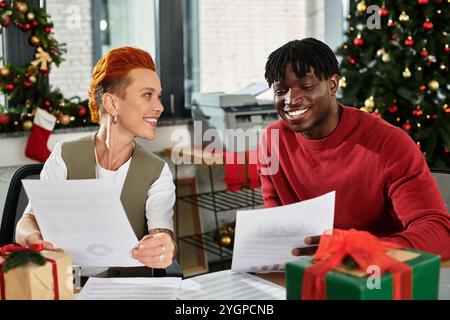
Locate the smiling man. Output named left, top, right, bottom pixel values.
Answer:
left=258, top=38, right=450, bottom=260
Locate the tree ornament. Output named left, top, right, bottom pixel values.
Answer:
left=364, top=96, right=375, bottom=111
left=423, top=19, right=433, bottom=30
left=353, top=34, right=364, bottom=47
left=0, top=1, right=7, bottom=9
left=404, top=36, right=415, bottom=47
left=402, top=122, right=412, bottom=131
left=44, top=26, right=52, bottom=34
left=399, top=11, right=410, bottom=22
left=420, top=48, right=429, bottom=57
left=402, top=67, right=412, bottom=78
left=78, top=106, right=87, bottom=117
left=31, top=47, right=53, bottom=71
left=444, top=147, right=449, bottom=154
left=219, top=235, right=232, bottom=247
left=23, top=80, right=33, bottom=89
left=22, top=120, right=33, bottom=131
left=21, top=23, right=31, bottom=32
left=412, top=107, right=423, bottom=116
left=27, top=12, right=35, bottom=20
left=346, top=56, right=356, bottom=64
left=2, top=16, right=11, bottom=27
left=5, top=83, right=14, bottom=91
left=16, top=2, right=28, bottom=13
left=0, top=113, right=10, bottom=125
left=419, top=85, right=426, bottom=91
left=0, top=67, right=10, bottom=77
left=427, top=80, right=439, bottom=91
left=418, top=0, right=429, bottom=4
left=356, top=1, right=367, bottom=13
left=389, top=104, right=398, bottom=113
left=31, top=20, right=38, bottom=27
left=376, top=48, right=385, bottom=56
left=60, top=114, right=71, bottom=126
left=445, top=44, right=449, bottom=53
left=382, top=53, right=390, bottom=62
left=29, top=36, right=40, bottom=46
left=29, top=75, right=37, bottom=83
left=387, top=19, right=395, bottom=27
left=379, top=7, right=389, bottom=17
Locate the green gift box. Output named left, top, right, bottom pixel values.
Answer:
left=286, top=249, right=440, bottom=300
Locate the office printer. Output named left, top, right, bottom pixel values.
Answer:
left=191, top=83, right=279, bottom=152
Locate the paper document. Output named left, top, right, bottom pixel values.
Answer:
left=231, top=191, right=335, bottom=272
left=22, top=179, right=143, bottom=267
left=77, top=277, right=182, bottom=300
left=178, top=270, right=284, bottom=300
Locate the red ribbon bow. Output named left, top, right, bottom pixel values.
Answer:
left=0, top=243, right=44, bottom=256
left=301, top=229, right=412, bottom=300
left=0, top=243, right=59, bottom=300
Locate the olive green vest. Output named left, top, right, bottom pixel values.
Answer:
left=60, top=133, right=165, bottom=240
left=61, top=133, right=165, bottom=278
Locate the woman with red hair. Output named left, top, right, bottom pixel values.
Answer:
left=15, top=47, right=177, bottom=276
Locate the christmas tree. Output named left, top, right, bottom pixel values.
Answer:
left=336, top=0, right=449, bottom=168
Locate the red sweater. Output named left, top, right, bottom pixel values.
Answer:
left=258, top=105, right=450, bottom=260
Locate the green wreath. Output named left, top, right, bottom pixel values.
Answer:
left=0, top=0, right=95, bottom=132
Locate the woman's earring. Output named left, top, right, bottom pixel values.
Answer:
left=112, top=115, right=118, bottom=125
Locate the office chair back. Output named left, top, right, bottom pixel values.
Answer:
left=0, top=164, right=43, bottom=246
left=431, top=168, right=450, bottom=211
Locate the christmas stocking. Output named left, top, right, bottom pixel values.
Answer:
left=25, top=108, right=57, bottom=163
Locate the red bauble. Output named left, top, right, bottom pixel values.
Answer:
left=391, top=34, right=398, bottom=41
left=22, top=23, right=31, bottom=32
left=44, top=100, right=52, bottom=108
left=0, top=1, right=7, bottom=8
left=402, top=123, right=412, bottom=131
left=2, top=17, right=11, bottom=27
left=346, top=56, right=356, bottom=64
left=44, top=26, right=52, bottom=34
left=404, top=38, right=415, bottom=47
left=444, top=147, right=450, bottom=154
left=78, top=106, right=87, bottom=117
left=379, top=7, right=389, bottom=16
left=444, top=107, right=450, bottom=114
left=418, top=0, right=429, bottom=4
left=387, top=20, right=395, bottom=27
left=5, top=84, right=14, bottom=91
left=423, top=20, right=433, bottom=30
left=389, top=104, right=398, bottom=113
left=353, top=37, right=365, bottom=47
left=445, top=45, right=450, bottom=53
left=0, top=113, right=10, bottom=125
left=23, top=80, right=33, bottom=89
left=420, top=49, right=429, bottom=57
left=432, top=114, right=438, bottom=119
left=419, top=85, right=426, bottom=91
left=31, top=20, right=38, bottom=27
left=412, top=108, right=423, bottom=116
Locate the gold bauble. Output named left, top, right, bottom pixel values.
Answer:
left=356, top=1, right=367, bottom=13
left=382, top=53, right=390, bottom=62
left=30, top=36, right=40, bottom=46
left=22, top=120, right=33, bottom=131
left=399, top=11, right=410, bottom=22
left=427, top=80, right=439, bottom=91
left=402, top=67, right=412, bottom=78
left=29, top=75, right=37, bottom=83
left=16, top=2, right=28, bottom=13
left=219, top=235, right=232, bottom=247
left=364, top=96, right=375, bottom=110
left=60, top=114, right=71, bottom=126
left=27, top=12, right=35, bottom=20
left=339, top=77, right=347, bottom=89
left=0, top=67, right=10, bottom=77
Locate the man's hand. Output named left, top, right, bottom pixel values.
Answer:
left=132, top=233, right=175, bottom=269
left=291, top=235, right=321, bottom=256
left=25, top=232, right=65, bottom=253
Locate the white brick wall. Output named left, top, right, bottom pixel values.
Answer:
left=47, top=0, right=93, bottom=100
left=199, top=0, right=321, bottom=93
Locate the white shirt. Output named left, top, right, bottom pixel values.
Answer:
left=25, top=142, right=175, bottom=232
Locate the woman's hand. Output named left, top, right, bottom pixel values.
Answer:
left=132, top=232, right=175, bottom=269
left=24, top=232, right=65, bottom=253
left=291, top=235, right=321, bottom=256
